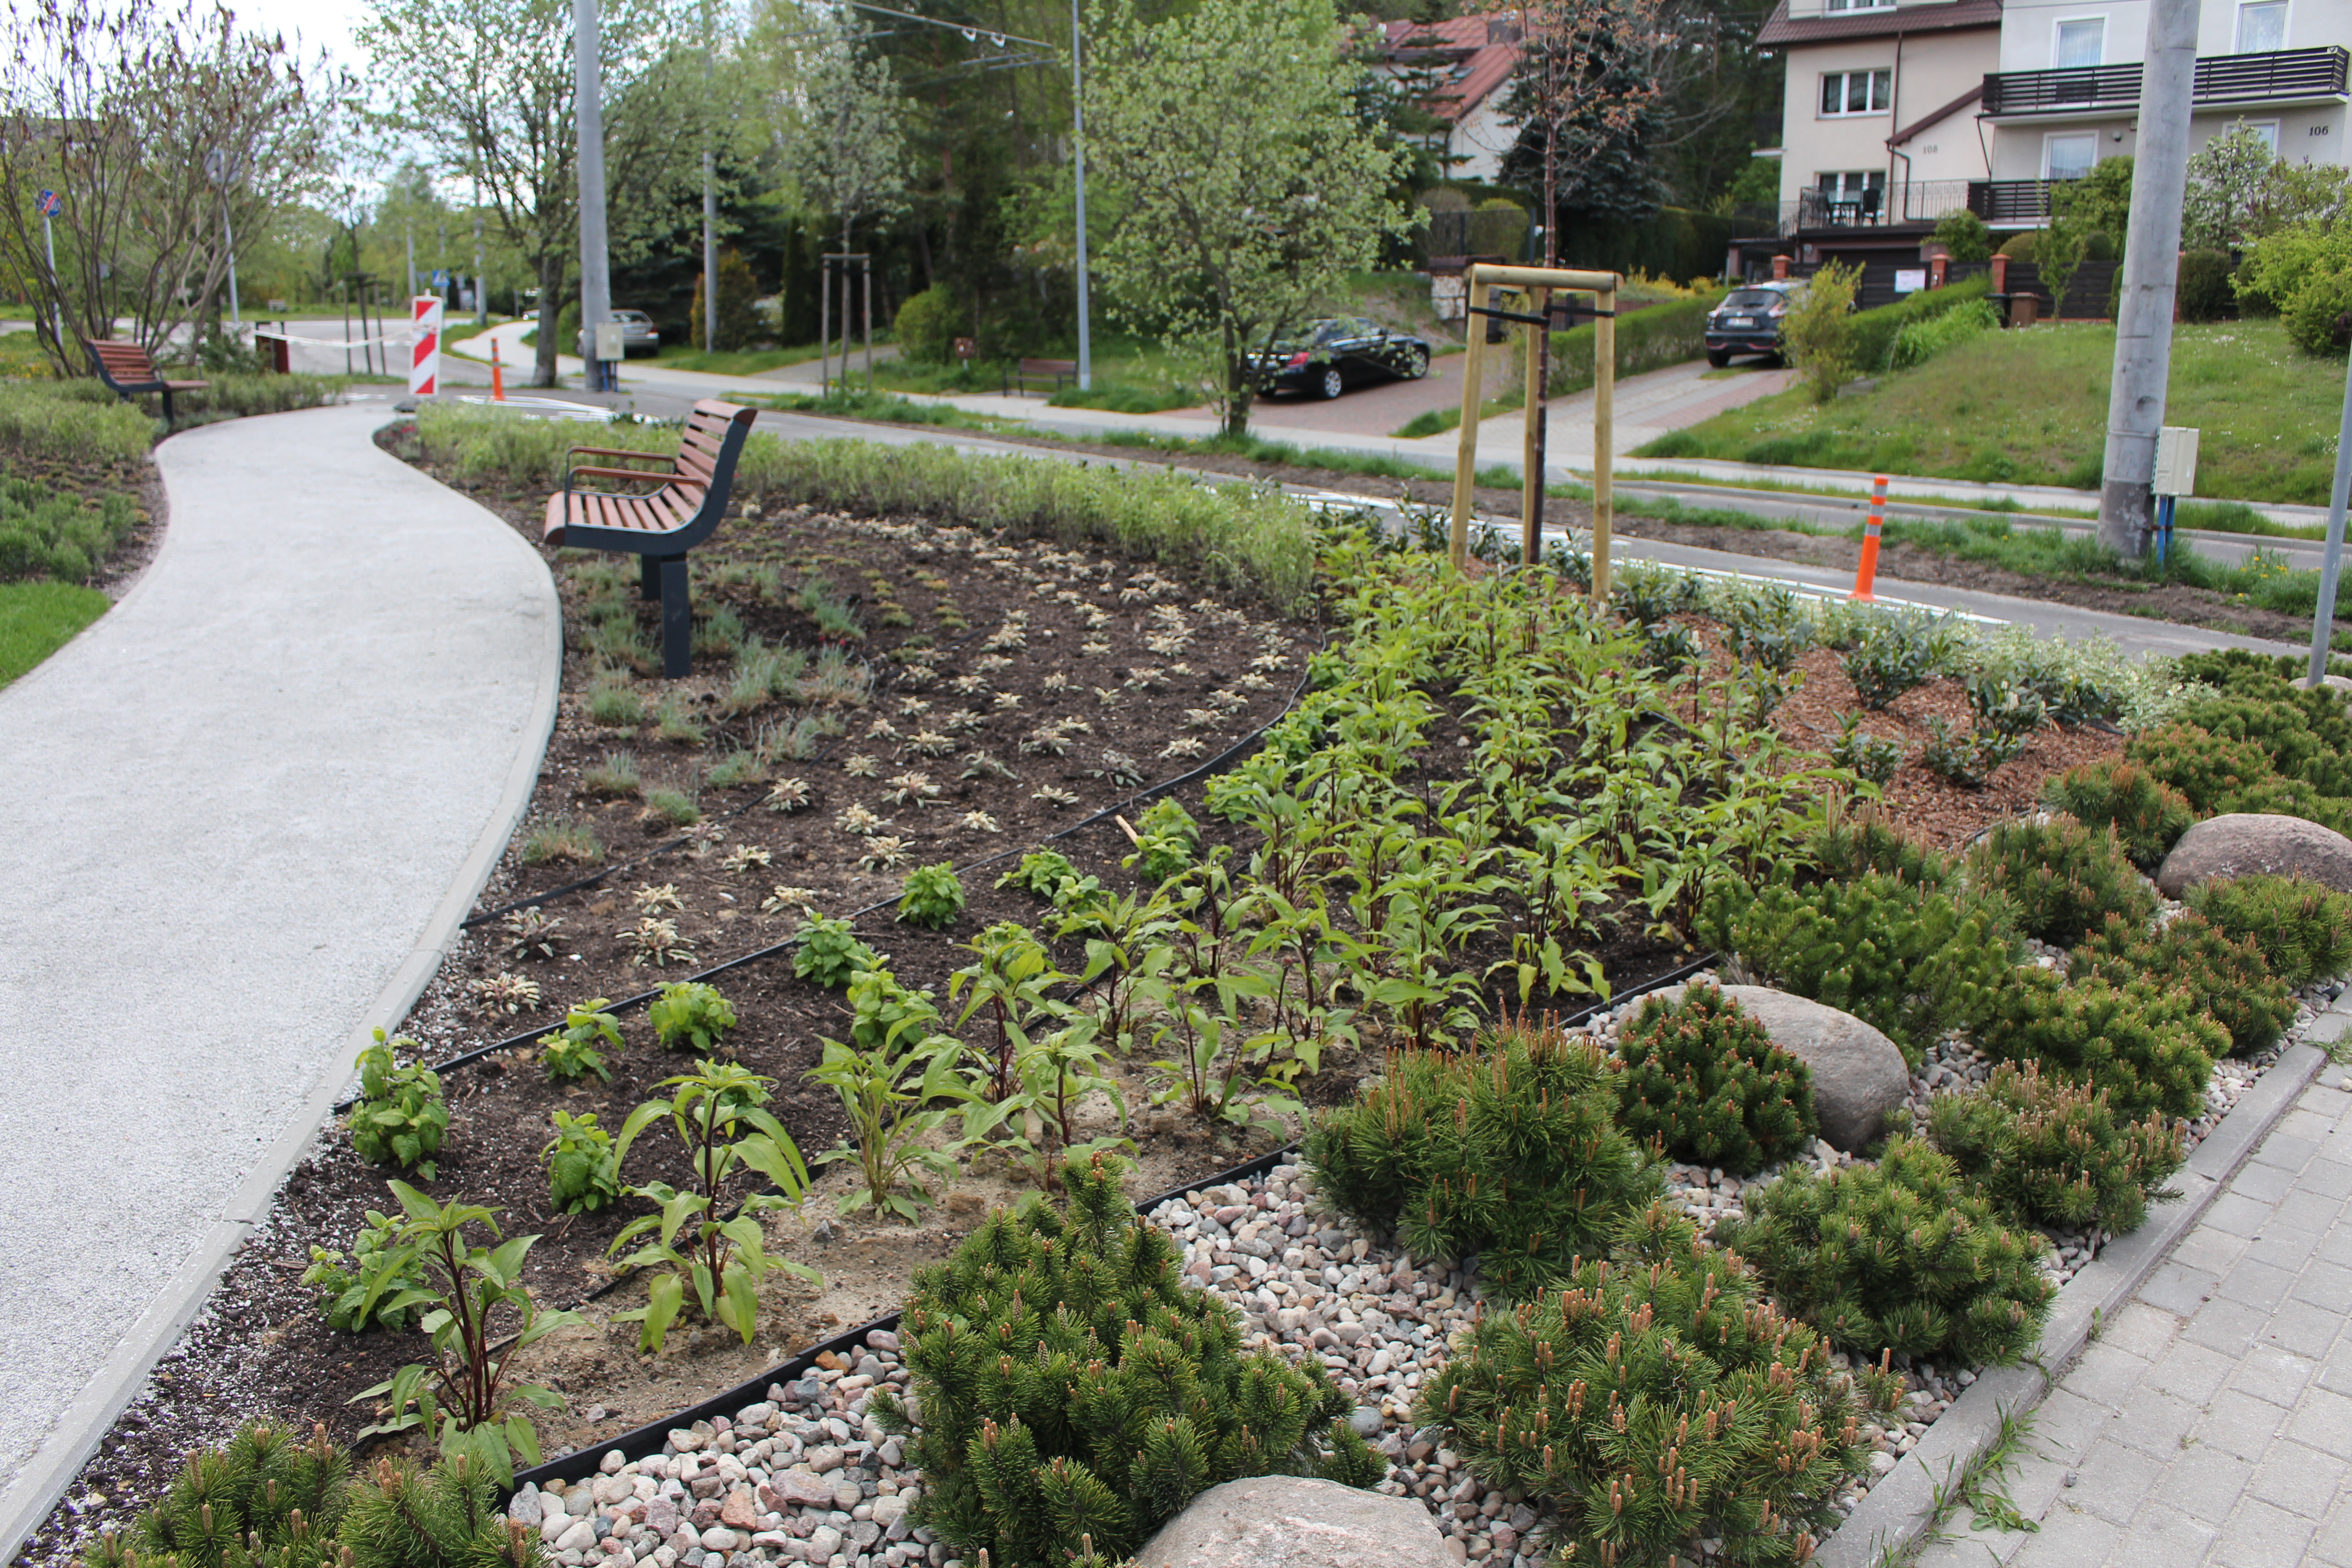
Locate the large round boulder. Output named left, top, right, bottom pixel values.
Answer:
left=1642, top=982, right=1909, bottom=1152
left=1132, top=1477, right=1454, bottom=1568
left=2155, top=812, right=2352, bottom=899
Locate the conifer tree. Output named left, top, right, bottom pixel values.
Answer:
left=1615, top=984, right=1816, bottom=1175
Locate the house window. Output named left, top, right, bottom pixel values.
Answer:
left=2054, top=18, right=2106, bottom=69
left=2242, top=119, right=2282, bottom=152
left=1818, top=170, right=1887, bottom=209
left=1819, top=70, right=1892, bottom=117
left=2044, top=133, right=2098, bottom=179
left=2236, top=0, right=2287, bottom=53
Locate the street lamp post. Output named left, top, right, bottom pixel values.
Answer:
left=1069, top=0, right=1091, bottom=391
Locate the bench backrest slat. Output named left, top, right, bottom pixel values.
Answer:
left=88, top=340, right=164, bottom=387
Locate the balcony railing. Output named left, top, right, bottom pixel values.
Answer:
left=1773, top=181, right=1978, bottom=236
left=1982, top=45, right=2348, bottom=116
left=1967, top=180, right=2054, bottom=224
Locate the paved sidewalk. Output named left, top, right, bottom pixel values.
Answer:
left=0, top=406, right=560, bottom=1556
left=1918, top=1058, right=2352, bottom=1568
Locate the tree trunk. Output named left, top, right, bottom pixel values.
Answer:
left=532, top=251, right=566, bottom=387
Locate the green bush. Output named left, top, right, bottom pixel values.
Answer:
left=301, top=1210, right=426, bottom=1333
left=1701, top=872, right=2016, bottom=1063
left=2185, top=873, right=2352, bottom=987
left=1929, top=1060, right=2186, bottom=1234
left=1886, top=298, right=1999, bottom=372
left=794, top=913, right=881, bottom=989
left=2177, top=249, right=2237, bottom=323
left=0, top=476, right=139, bottom=583
left=2038, top=760, right=2195, bottom=869
left=2123, top=721, right=2278, bottom=813
left=648, top=980, right=737, bottom=1050
left=1615, top=983, right=1817, bottom=1175
left=0, top=378, right=152, bottom=463
left=1965, top=814, right=2156, bottom=947
left=1123, top=797, right=1200, bottom=883
left=1976, top=968, right=2224, bottom=1121
left=1716, top=1138, right=2054, bottom=1366
left=1784, top=261, right=1861, bottom=402
left=345, top=1029, right=450, bottom=1179
left=1997, top=230, right=2042, bottom=261
left=1847, top=273, right=1995, bottom=372
left=2237, top=220, right=2352, bottom=356
left=1930, top=209, right=1994, bottom=264
left=1305, top=1017, right=1661, bottom=1296
left=542, top=1109, right=624, bottom=1214
left=1421, top=1204, right=1869, bottom=1568
left=1808, top=806, right=1955, bottom=888
left=894, top=285, right=960, bottom=366
left=999, top=848, right=1079, bottom=897
left=897, top=861, right=966, bottom=928
left=2074, top=910, right=2296, bottom=1055
left=887, top=1153, right=1376, bottom=1568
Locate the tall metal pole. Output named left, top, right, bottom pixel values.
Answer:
left=702, top=0, right=720, bottom=356
left=405, top=221, right=416, bottom=301
left=41, top=210, right=60, bottom=348
left=575, top=0, right=614, bottom=392
left=223, top=202, right=240, bottom=325
left=473, top=198, right=487, bottom=326
left=1070, top=0, right=1091, bottom=391
left=2097, top=0, right=2200, bottom=555
left=2307, top=353, right=2352, bottom=685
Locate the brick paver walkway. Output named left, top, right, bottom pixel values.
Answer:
left=1918, top=1065, right=2352, bottom=1567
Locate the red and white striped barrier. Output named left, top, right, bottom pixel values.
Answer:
left=408, top=295, right=444, bottom=397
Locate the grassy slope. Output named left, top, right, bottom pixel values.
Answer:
left=0, top=581, right=108, bottom=686
left=1639, top=317, right=2344, bottom=505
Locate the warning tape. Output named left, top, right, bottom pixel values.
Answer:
left=250, top=326, right=421, bottom=348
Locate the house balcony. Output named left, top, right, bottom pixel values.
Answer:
left=1980, top=44, right=2348, bottom=118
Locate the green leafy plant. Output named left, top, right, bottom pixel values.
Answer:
left=1842, top=619, right=1941, bottom=710
left=1784, top=258, right=1861, bottom=402
left=884, top=1152, right=1376, bottom=1568
left=1306, top=1015, right=1661, bottom=1297
left=1929, top=1061, right=2186, bottom=1235
left=536, top=997, right=623, bottom=1082
left=345, top=1030, right=450, bottom=1180
left=794, top=913, right=880, bottom=990
left=648, top=980, right=737, bottom=1052
left=2038, top=760, right=2196, bottom=870
left=806, top=969, right=971, bottom=1221
left=541, top=1110, right=623, bottom=1215
left=1123, top=798, right=1201, bottom=883
left=1615, top=983, right=1818, bottom=1175
left=608, top=1059, right=820, bottom=1352
left=952, top=920, right=1066, bottom=1105
left=349, top=1182, right=583, bottom=1486
left=1421, top=1204, right=1872, bottom=1568
left=1829, top=713, right=1901, bottom=788
left=998, top=848, right=1079, bottom=897
left=1976, top=968, right=2225, bottom=1121
left=1919, top=716, right=2027, bottom=789
left=2185, top=873, right=2352, bottom=988
left=2073, top=910, right=2296, bottom=1055
left=1716, top=1139, right=2054, bottom=1367
left=302, top=1211, right=426, bottom=1334
left=897, top=861, right=967, bottom=928
left=1965, top=814, right=2156, bottom=948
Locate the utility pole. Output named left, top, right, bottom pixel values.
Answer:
left=2307, top=353, right=2352, bottom=684
left=1070, top=0, right=1092, bottom=391
left=405, top=220, right=416, bottom=300
left=2097, top=0, right=2200, bottom=555
left=575, top=0, right=614, bottom=392
left=473, top=195, right=487, bottom=326
left=702, top=0, right=719, bottom=355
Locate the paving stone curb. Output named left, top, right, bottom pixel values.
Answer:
left=1816, top=1029, right=2337, bottom=1568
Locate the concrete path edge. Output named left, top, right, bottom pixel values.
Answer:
left=0, top=414, right=565, bottom=1567
left=1816, top=1033, right=2335, bottom=1568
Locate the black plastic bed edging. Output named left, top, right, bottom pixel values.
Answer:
left=504, top=947, right=1723, bottom=1494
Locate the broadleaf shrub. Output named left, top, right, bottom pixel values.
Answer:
left=1615, top=983, right=1817, bottom=1175
left=1965, top=814, right=2155, bottom=947
left=1976, top=968, right=2224, bottom=1121
left=2038, top=760, right=2195, bottom=870
left=1306, top=1016, right=1661, bottom=1296
left=2184, top=873, right=2352, bottom=988
left=1716, top=1138, right=2054, bottom=1366
left=1928, top=1061, right=2186, bottom=1234
left=886, top=1153, right=1372, bottom=1567
left=2073, top=910, right=2295, bottom=1055
left=345, top=1030, right=450, bottom=1179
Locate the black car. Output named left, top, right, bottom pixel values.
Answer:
left=1252, top=317, right=1432, bottom=398
left=1704, top=283, right=1799, bottom=368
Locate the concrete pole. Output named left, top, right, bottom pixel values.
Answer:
left=2097, top=0, right=2200, bottom=556
left=405, top=221, right=416, bottom=301
left=1070, top=0, right=1092, bottom=391
left=702, top=0, right=719, bottom=356
left=2306, top=352, right=2352, bottom=685
left=473, top=203, right=486, bottom=326
left=575, top=0, right=613, bottom=392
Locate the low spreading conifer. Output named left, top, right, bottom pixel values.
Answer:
left=1929, top=1060, right=2186, bottom=1234
left=1615, top=984, right=1816, bottom=1175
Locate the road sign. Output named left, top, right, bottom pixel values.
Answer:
left=36, top=190, right=61, bottom=217
left=431, top=268, right=450, bottom=289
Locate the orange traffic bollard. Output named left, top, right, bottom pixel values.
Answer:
left=1852, top=473, right=1887, bottom=602
left=490, top=336, right=506, bottom=402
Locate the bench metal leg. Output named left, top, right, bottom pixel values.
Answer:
left=658, top=554, right=691, bottom=679
left=639, top=552, right=662, bottom=602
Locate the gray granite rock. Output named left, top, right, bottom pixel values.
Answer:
left=2156, top=812, right=2352, bottom=898
left=1132, top=1477, right=1453, bottom=1568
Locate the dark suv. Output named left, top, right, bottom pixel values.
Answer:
left=1704, top=283, right=1799, bottom=368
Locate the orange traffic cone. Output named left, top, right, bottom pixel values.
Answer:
left=490, top=336, right=506, bottom=403
left=1852, top=474, right=1886, bottom=602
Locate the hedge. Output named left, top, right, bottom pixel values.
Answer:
left=1553, top=206, right=1751, bottom=285
left=1851, top=274, right=1994, bottom=372
left=1546, top=296, right=1720, bottom=397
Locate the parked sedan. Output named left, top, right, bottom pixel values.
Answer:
left=1252, top=317, right=1432, bottom=399
left=611, top=309, right=662, bottom=356
left=1704, top=284, right=1798, bottom=367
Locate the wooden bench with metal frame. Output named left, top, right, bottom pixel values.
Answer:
left=85, top=340, right=208, bottom=426
left=1001, top=356, right=1078, bottom=397
left=541, top=398, right=759, bottom=678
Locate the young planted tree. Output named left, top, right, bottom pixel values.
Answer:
left=769, top=8, right=908, bottom=355
left=1084, top=0, right=1414, bottom=436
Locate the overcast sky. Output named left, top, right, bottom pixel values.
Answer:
left=235, top=0, right=370, bottom=74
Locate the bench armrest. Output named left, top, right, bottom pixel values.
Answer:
left=565, top=465, right=709, bottom=489
left=564, top=444, right=672, bottom=464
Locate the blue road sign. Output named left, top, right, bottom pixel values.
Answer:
left=36, top=190, right=61, bottom=217
left=431, top=269, right=450, bottom=289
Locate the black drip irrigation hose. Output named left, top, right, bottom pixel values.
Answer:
left=505, top=948, right=1723, bottom=1493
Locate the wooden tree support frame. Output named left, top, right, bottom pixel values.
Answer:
left=1446, top=263, right=1622, bottom=598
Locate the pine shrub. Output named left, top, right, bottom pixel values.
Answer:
left=2122, top=722, right=2276, bottom=813
left=1975, top=968, right=2223, bottom=1121
left=2186, top=874, right=2352, bottom=988
left=885, top=1153, right=1375, bottom=1568
left=2038, top=760, right=2195, bottom=870
left=1715, top=1139, right=2054, bottom=1367
left=338, top=1455, right=542, bottom=1568
left=1304, top=1016, right=1662, bottom=1297
left=1701, top=872, right=2015, bottom=1064
left=1616, top=984, right=1817, bottom=1175
left=2073, top=911, right=2296, bottom=1055
left=1807, top=805, right=1954, bottom=888
left=1928, top=1061, right=2186, bottom=1235
left=1965, top=814, right=2155, bottom=947
left=1421, top=1204, right=1869, bottom=1568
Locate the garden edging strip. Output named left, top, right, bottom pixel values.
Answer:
left=1813, top=1027, right=2337, bottom=1568
left=0, top=414, right=566, bottom=1568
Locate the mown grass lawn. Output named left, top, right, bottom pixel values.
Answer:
left=0, top=580, right=108, bottom=687
left=1639, top=317, right=2345, bottom=505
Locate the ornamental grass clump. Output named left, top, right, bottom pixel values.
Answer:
left=1715, top=1139, right=2054, bottom=1367
left=2073, top=911, right=2295, bottom=1056
left=884, top=1153, right=1380, bottom=1568
left=1305, top=1015, right=1662, bottom=1297
left=1421, top=1205, right=1876, bottom=1568
left=1964, top=814, right=2155, bottom=948
left=1976, top=967, right=2225, bottom=1122
left=1615, top=984, right=1816, bottom=1176
left=2038, top=760, right=2195, bottom=870
left=2185, top=873, right=2352, bottom=989
left=1928, top=1061, right=2186, bottom=1235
